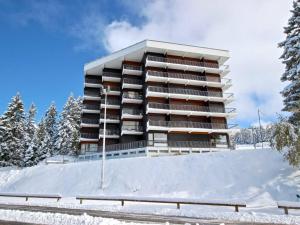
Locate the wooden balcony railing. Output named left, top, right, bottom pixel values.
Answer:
left=147, top=55, right=219, bottom=69
left=81, top=133, right=98, bottom=139
left=148, top=120, right=237, bottom=129
left=122, top=92, right=143, bottom=100
left=123, top=64, right=142, bottom=71
left=102, top=71, right=121, bottom=78
left=83, top=104, right=100, bottom=110
left=84, top=91, right=100, bottom=97
left=148, top=102, right=236, bottom=114
left=100, top=114, right=120, bottom=120
left=85, top=78, right=101, bottom=84
left=148, top=86, right=227, bottom=98
left=99, top=129, right=119, bottom=136
left=123, top=78, right=142, bottom=85
left=81, top=118, right=99, bottom=124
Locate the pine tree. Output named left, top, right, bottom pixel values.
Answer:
left=42, top=103, right=58, bottom=156
left=0, top=93, right=27, bottom=167
left=56, top=94, right=82, bottom=156
left=279, top=0, right=300, bottom=126
left=24, top=103, right=37, bottom=167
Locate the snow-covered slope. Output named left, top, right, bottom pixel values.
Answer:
left=0, top=148, right=299, bottom=207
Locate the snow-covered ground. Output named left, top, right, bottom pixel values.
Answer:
left=0, top=147, right=299, bottom=224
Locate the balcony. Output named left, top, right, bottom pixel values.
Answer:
left=104, top=86, right=121, bottom=96
left=83, top=91, right=101, bottom=101
left=145, top=56, right=230, bottom=76
left=147, top=120, right=237, bottom=133
left=122, top=78, right=143, bottom=89
left=145, top=71, right=232, bottom=90
left=99, top=129, right=120, bottom=139
left=82, top=104, right=100, bottom=114
left=121, top=108, right=143, bottom=119
left=122, top=64, right=143, bottom=76
left=81, top=118, right=99, bottom=128
left=121, top=125, right=143, bottom=135
left=100, top=114, right=120, bottom=124
left=146, top=86, right=234, bottom=103
left=80, top=132, right=99, bottom=141
left=147, top=103, right=237, bottom=118
left=84, top=78, right=101, bottom=88
left=100, top=99, right=120, bottom=109
left=102, top=71, right=121, bottom=83
left=122, top=92, right=143, bottom=104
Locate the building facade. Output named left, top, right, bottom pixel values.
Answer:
left=80, top=40, right=237, bottom=157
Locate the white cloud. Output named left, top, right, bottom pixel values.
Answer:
left=102, top=0, right=292, bottom=125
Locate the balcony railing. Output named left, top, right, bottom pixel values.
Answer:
left=123, top=64, right=142, bottom=71
left=81, top=118, right=99, bottom=124
left=95, top=139, right=227, bottom=152
left=147, top=71, right=207, bottom=81
left=81, top=133, right=98, bottom=139
left=104, top=86, right=120, bottom=92
left=147, top=55, right=219, bottom=69
left=85, top=78, right=101, bottom=84
left=147, top=71, right=232, bottom=87
left=148, top=120, right=237, bottom=129
left=83, top=104, right=100, bottom=110
left=100, top=114, right=120, bottom=120
left=148, top=86, right=226, bottom=98
left=123, top=78, right=142, bottom=85
left=102, top=71, right=121, bottom=78
left=122, top=92, right=143, bottom=100
left=84, top=91, right=100, bottom=97
left=122, top=125, right=143, bottom=132
left=148, top=102, right=236, bottom=114
left=101, top=99, right=120, bottom=105
left=99, top=129, right=119, bottom=136
left=122, top=108, right=143, bottom=115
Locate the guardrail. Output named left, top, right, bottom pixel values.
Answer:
left=75, top=196, right=246, bottom=212
left=102, top=71, right=121, bottom=78
left=123, top=78, right=142, bottom=85
left=0, top=193, right=61, bottom=202
left=277, top=201, right=300, bottom=215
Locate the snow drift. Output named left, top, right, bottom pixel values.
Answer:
left=0, top=148, right=299, bottom=207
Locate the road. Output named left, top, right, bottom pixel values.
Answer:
left=0, top=203, right=291, bottom=225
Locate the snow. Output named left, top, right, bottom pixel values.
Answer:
left=0, top=209, right=159, bottom=225
left=0, top=148, right=300, bottom=224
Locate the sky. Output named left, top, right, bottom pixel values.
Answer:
left=0, top=0, right=293, bottom=127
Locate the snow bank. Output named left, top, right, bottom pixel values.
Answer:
left=0, top=209, right=159, bottom=225
left=0, top=149, right=299, bottom=208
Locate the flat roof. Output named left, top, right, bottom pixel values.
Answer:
left=84, top=40, right=230, bottom=75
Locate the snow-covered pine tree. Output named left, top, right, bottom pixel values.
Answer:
left=56, top=94, right=82, bottom=156
left=0, top=93, right=27, bottom=167
left=0, top=116, right=11, bottom=167
left=42, top=103, right=58, bottom=156
left=279, top=0, right=300, bottom=126
left=24, top=103, right=37, bottom=167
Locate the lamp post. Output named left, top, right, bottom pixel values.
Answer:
left=101, top=85, right=110, bottom=190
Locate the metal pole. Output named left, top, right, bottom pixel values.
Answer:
left=101, top=89, right=107, bottom=189
left=257, top=108, right=263, bottom=149
left=251, top=127, right=256, bottom=149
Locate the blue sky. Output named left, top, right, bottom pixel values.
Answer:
left=0, top=0, right=292, bottom=127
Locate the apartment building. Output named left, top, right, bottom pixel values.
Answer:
left=80, top=40, right=237, bottom=157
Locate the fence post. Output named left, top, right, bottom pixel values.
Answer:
left=177, top=203, right=180, bottom=209
left=235, top=205, right=239, bottom=212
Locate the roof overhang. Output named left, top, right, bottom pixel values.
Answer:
left=84, top=40, right=230, bottom=76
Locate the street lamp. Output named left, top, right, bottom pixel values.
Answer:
left=101, top=85, right=110, bottom=190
